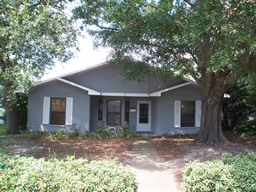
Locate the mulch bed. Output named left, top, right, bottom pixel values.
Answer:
left=153, top=131, right=256, bottom=191
left=2, top=131, right=256, bottom=191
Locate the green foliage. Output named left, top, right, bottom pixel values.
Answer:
left=67, top=124, right=80, bottom=139
left=222, top=80, right=253, bottom=130
left=16, top=94, right=28, bottom=130
left=22, top=131, right=46, bottom=140
left=74, top=0, right=255, bottom=79
left=0, top=155, right=138, bottom=191
left=234, top=120, right=256, bottom=137
left=161, top=133, right=169, bottom=138
left=248, top=73, right=256, bottom=111
left=57, top=129, right=66, bottom=136
left=118, top=128, right=137, bottom=138
left=1, top=0, right=78, bottom=133
left=95, top=128, right=115, bottom=138
left=183, top=153, right=256, bottom=192
left=0, top=124, right=6, bottom=135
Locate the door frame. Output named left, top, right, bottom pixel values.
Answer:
left=136, top=101, right=151, bottom=132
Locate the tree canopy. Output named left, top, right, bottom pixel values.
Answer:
left=73, top=0, right=255, bottom=145
left=1, top=0, right=79, bottom=134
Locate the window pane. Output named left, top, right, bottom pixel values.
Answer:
left=51, top=112, right=65, bottom=125
left=51, top=98, right=66, bottom=125
left=107, top=101, right=121, bottom=125
left=125, top=100, right=129, bottom=123
left=51, top=98, right=66, bottom=111
left=98, top=99, right=103, bottom=121
left=181, top=101, right=195, bottom=127
left=139, top=104, right=148, bottom=124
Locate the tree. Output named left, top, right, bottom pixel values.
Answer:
left=1, top=0, right=78, bottom=134
left=222, top=80, right=252, bottom=130
left=73, top=0, right=255, bottom=145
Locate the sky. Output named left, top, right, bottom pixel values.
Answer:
left=42, top=35, right=111, bottom=80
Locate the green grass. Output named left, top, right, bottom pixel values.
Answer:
left=0, top=124, right=6, bottom=135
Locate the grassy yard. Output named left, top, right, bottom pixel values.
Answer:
left=0, top=124, right=6, bottom=134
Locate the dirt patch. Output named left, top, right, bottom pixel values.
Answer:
left=154, top=131, right=256, bottom=191
left=1, top=136, right=137, bottom=165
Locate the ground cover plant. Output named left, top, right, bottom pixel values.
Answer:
left=0, top=154, right=137, bottom=191
left=183, top=153, right=256, bottom=192
left=154, top=132, right=256, bottom=191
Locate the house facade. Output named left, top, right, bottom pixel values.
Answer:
left=28, top=62, right=201, bottom=135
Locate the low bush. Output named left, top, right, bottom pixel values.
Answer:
left=22, top=131, right=47, bottom=140
left=95, top=128, right=114, bottom=138
left=0, top=155, right=138, bottom=191
left=118, top=128, right=137, bottom=138
left=0, top=124, right=6, bottom=135
left=234, top=120, right=256, bottom=137
left=183, top=152, right=256, bottom=192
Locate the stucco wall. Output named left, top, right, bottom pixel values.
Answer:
left=154, top=84, right=201, bottom=135
left=28, top=80, right=90, bottom=133
left=64, top=64, right=186, bottom=93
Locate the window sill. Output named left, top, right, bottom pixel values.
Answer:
left=49, top=124, right=66, bottom=127
left=175, top=126, right=199, bottom=129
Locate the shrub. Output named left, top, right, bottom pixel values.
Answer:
left=22, top=131, right=46, bottom=140
left=95, top=128, right=114, bottom=138
left=183, top=152, right=256, bottom=192
left=234, top=120, right=256, bottom=137
left=118, top=128, right=137, bottom=138
left=0, top=155, right=138, bottom=191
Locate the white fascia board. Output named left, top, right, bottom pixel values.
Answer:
left=57, top=78, right=100, bottom=95
left=101, top=92, right=151, bottom=97
left=150, top=82, right=193, bottom=96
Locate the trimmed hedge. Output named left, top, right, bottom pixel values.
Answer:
left=0, top=155, right=137, bottom=191
left=183, top=152, right=256, bottom=192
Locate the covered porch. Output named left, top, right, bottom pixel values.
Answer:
left=90, top=96, right=156, bottom=134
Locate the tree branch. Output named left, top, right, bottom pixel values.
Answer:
left=176, top=55, right=201, bottom=86
left=96, top=24, right=119, bottom=31
left=146, top=3, right=167, bottom=14
left=183, top=0, right=194, bottom=7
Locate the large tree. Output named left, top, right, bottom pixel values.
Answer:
left=1, top=0, right=78, bottom=134
left=73, top=0, right=255, bottom=145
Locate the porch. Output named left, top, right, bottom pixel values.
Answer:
left=89, top=96, right=155, bottom=134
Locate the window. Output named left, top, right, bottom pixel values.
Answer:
left=107, top=100, right=121, bottom=125
left=50, top=98, right=66, bottom=125
left=125, top=100, right=129, bottom=123
left=181, top=101, right=195, bottom=127
left=98, top=99, right=103, bottom=121
left=139, top=103, right=149, bottom=123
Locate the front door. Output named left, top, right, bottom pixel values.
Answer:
left=137, top=101, right=151, bottom=132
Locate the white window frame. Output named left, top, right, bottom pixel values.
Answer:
left=174, top=100, right=201, bottom=128
left=42, top=97, right=73, bottom=125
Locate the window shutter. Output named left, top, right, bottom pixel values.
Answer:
left=174, top=101, right=181, bottom=127
left=42, top=97, right=50, bottom=124
left=195, top=101, right=201, bottom=127
left=65, top=97, right=73, bottom=125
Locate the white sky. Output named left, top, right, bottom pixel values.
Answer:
left=42, top=35, right=111, bottom=80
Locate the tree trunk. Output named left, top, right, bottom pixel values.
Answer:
left=5, top=105, right=19, bottom=134
left=3, top=84, right=19, bottom=135
left=195, top=73, right=232, bottom=146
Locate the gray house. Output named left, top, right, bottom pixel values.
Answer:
left=28, top=62, right=201, bottom=135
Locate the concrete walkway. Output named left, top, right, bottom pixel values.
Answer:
left=130, top=137, right=179, bottom=192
